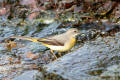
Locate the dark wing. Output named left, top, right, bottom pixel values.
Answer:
left=38, top=38, right=64, bottom=46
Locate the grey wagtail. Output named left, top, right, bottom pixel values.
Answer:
left=10, top=28, right=80, bottom=59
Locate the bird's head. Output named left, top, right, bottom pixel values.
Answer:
left=66, top=28, right=80, bottom=38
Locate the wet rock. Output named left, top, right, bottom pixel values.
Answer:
left=33, top=21, right=62, bottom=38
left=44, top=32, right=120, bottom=80
left=34, top=68, right=68, bottom=80
left=90, top=64, right=120, bottom=80
left=33, top=71, right=44, bottom=80
left=100, top=65, right=120, bottom=78
left=13, top=70, right=39, bottom=80
left=0, top=74, right=3, bottom=79
left=0, top=43, right=8, bottom=52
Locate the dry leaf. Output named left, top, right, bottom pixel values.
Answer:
left=26, top=52, right=39, bottom=60
left=5, top=41, right=17, bottom=51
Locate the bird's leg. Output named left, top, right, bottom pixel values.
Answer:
left=50, top=50, right=57, bottom=59
left=58, top=52, right=62, bottom=57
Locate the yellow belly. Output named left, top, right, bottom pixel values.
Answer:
left=42, top=37, right=76, bottom=52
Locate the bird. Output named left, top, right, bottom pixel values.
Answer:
left=10, top=28, right=80, bottom=59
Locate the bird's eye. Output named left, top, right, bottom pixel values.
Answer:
left=74, top=30, right=77, bottom=33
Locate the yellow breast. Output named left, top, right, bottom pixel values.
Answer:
left=66, top=37, right=76, bottom=50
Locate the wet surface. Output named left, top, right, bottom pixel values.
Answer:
left=44, top=32, right=120, bottom=80
left=0, top=0, right=120, bottom=80
left=0, top=15, right=120, bottom=80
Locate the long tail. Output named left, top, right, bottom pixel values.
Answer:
left=10, top=36, right=40, bottom=42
